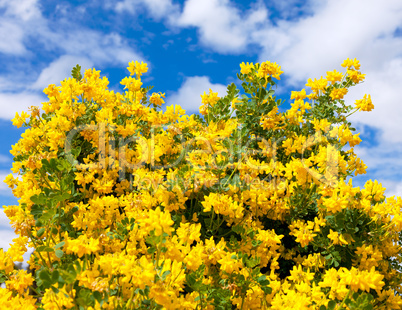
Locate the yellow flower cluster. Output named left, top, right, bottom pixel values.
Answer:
left=1, top=59, right=402, bottom=309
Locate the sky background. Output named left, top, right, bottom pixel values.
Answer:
left=1, top=0, right=402, bottom=257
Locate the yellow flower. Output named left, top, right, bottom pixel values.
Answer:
left=271, top=289, right=312, bottom=309
left=339, top=266, right=385, bottom=292
left=149, top=92, right=165, bottom=106
left=355, top=94, right=374, bottom=111
left=200, top=88, right=220, bottom=107
left=362, top=179, right=385, bottom=201
left=257, top=61, right=283, bottom=80
left=289, top=220, right=317, bottom=247
left=127, top=60, right=148, bottom=77
left=290, top=89, right=307, bottom=100
left=6, top=269, right=34, bottom=294
left=65, top=234, right=100, bottom=258
left=341, top=57, right=361, bottom=70
left=201, top=192, right=244, bottom=219
left=0, top=249, right=14, bottom=275
left=355, top=244, right=382, bottom=269
left=330, top=88, right=348, bottom=100
left=0, top=287, right=37, bottom=309
left=326, top=70, right=344, bottom=84
left=120, top=76, right=143, bottom=92
left=218, top=251, right=242, bottom=274
left=347, top=69, right=365, bottom=83
left=288, top=264, right=315, bottom=284
left=177, top=222, right=201, bottom=244
left=327, top=229, right=348, bottom=245
left=305, top=77, right=328, bottom=94
left=11, top=111, right=30, bottom=128
left=184, top=243, right=204, bottom=271
left=42, top=287, right=76, bottom=310
left=240, top=62, right=254, bottom=75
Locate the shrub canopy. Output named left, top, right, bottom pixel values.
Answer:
left=2, top=59, right=402, bottom=309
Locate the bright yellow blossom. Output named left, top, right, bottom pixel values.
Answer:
left=355, top=94, right=374, bottom=111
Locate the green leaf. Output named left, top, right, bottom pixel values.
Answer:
left=261, top=286, right=272, bottom=294
left=93, top=291, right=102, bottom=303
left=31, top=194, right=47, bottom=205
left=186, top=273, right=197, bottom=288
left=257, top=275, right=266, bottom=283
left=39, top=269, right=51, bottom=282
left=60, top=269, right=76, bottom=284
left=37, top=227, right=46, bottom=238
left=72, top=64, right=82, bottom=81
left=55, top=249, right=64, bottom=258
left=327, top=300, right=337, bottom=310
left=37, top=245, right=54, bottom=252
left=31, top=204, right=44, bottom=217
left=161, top=270, right=171, bottom=280
left=51, top=286, right=59, bottom=294
left=53, top=192, right=71, bottom=204
left=55, top=241, right=65, bottom=249
left=52, top=270, right=60, bottom=283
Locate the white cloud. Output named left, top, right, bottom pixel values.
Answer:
left=115, top=0, right=179, bottom=19
left=0, top=154, right=11, bottom=164
left=32, top=55, right=94, bottom=90
left=166, top=76, right=227, bottom=112
left=0, top=21, right=26, bottom=55
left=0, top=2, right=145, bottom=118
left=0, top=229, right=17, bottom=250
left=347, top=57, right=402, bottom=143
left=255, top=0, right=402, bottom=84
left=0, top=0, right=42, bottom=55
left=28, top=32, right=145, bottom=93
left=0, top=0, right=41, bottom=21
left=53, top=31, right=144, bottom=66
left=113, top=0, right=269, bottom=53
left=265, top=0, right=318, bottom=21
left=175, top=0, right=268, bottom=53
left=383, top=180, right=402, bottom=198
left=0, top=91, right=45, bottom=120
left=354, top=142, right=402, bottom=175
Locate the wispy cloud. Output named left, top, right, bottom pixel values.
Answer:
left=114, top=0, right=180, bottom=20
left=0, top=21, right=27, bottom=55
left=0, top=0, right=42, bottom=55
left=255, top=0, right=402, bottom=84
left=110, top=0, right=269, bottom=53
left=31, top=55, right=94, bottom=91
left=0, top=0, right=145, bottom=120
left=0, top=154, right=11, bottom=164
left=175, top=0, right=268, bottom=53
left=0, top=92, right=45, bottom=120
left=0, top=0, right=42, bottom=21
left=166, top=76, right=227, bottom=112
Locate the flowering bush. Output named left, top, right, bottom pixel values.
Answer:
left=1, top=58, right=402, bottom=309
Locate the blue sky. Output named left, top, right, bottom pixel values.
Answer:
left=1, top=0, right=402, bottom=253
